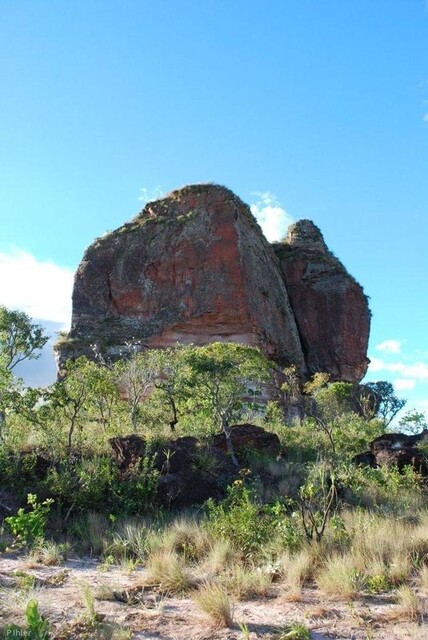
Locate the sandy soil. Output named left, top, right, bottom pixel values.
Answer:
left=0, top=554, right=427, bottom=640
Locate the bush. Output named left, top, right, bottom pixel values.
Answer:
left=43, top=451, right=159, bottom=518
left=205, top=478, right=298, bottom=560
left=5, top=494, right=53, bottom=545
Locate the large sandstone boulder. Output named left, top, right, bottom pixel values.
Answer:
left=57, top=184, right=304, bottom=372
left=353, top=429, right=428, bottom=478
left=109, top=433, right=237, bottom=507
left=210, top=423, right=281, bottom=461
left=56, top=184, right=370, bottom=383
left=272, top=220, right=370, bottom=381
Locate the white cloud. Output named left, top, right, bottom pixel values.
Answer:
left=423, top=113, right=428, bottom=123
left=138, top=186, right=166, bottom=205
left=368, top=356, right=428, bottom=381
left=367, top=356, right=386, bottom=372
left=394, top=379, right=415, bottom=391
left=250, top=192, right=293, bottom=242
left=376, top=339, right=401, bottom=354
left=0, top=248, right=74, bottom=327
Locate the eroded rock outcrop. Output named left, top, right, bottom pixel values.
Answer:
left=109, top=425, right=282, bottom=507
left=272, top=220, right=370, bottom=381
left=56, top=184, right=370, bottom=382
left=57, top=184, right=304, bottom=372
left=354, top=429, right=428, bottom=477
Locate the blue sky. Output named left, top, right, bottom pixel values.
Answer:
left=1, top=1, right=428, bottom=420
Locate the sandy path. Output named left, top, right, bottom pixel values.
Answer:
left=1, top=554, right=427, bottom=639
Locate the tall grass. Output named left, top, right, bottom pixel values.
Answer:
left=192, top=582, right=234, bottom=628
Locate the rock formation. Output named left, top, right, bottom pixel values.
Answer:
left=354, top=429, right=428, bottom=477
left=109, top=424, right=281, bottom=507
left=56, top=184, right=370, bottom=382
left=272, top=220, right=370, bottom=381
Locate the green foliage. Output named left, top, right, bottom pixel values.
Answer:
left=180, top=342, right=271, bottom=462
left=0, top=600, right=50, bottom=640
left=0, top=306, right=47, bottom=442
left=5, top=494, right=53, bottom=545
left=44, top=451, right=159, bottom=518
left=365, top=573, right=393, bottom=594
left=345, top=463, right=424, bottom=515
left=302, top=379, right=385, bottom=458
left=399, top=409, right=428, bottom=434
left=205, top=477, right=298, bottom=559
left=0, top=306, right=48, bottom=372
left=25, top=599, right=50, bottom=639
left=278, top=623, right=310, bottom=640
left=298, top=462, right=337, bottom=542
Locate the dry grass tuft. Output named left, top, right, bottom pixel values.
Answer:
left=224, top=565, right=272, bottom=600
left=192, top=581, right=234, bottom=628
left=418, top=564, right=428, bottom=591
left=146, top=548, right=192, bottom=593
left=316, top=554, right=364, bottom=600
left=25, top=540, right=69, bottom=567
left=279, top=549, right=313, bottom=588
left=395, top=585, right=423, bottom=621
left=201, top=538, right=236, bottom=575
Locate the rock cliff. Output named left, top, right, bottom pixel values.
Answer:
left=272, top=220, right=370, bottom=381
left=56, top=184, right=370, bottom=382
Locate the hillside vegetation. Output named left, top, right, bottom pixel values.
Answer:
left=0, top=306, right=427, bottom=639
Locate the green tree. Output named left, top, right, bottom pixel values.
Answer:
left=181, top=343, right=271, bottom=465
left=362, top=381, right=406, bottom=426
left=301, top=376, right=384, bottom=458
left=45, top=357, right=94, bottom=452
left=399, top=409, right=427, bottom=434
left=0, top=306, right=48, bottom=441
left=151, top=346, right=190, bottom=432
left=115, top=349, right=163, bottom=430
left=0, top=306, right=48, bottom=371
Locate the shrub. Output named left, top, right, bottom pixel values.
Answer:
left=5, top=494, right=53, bottom=545
left=1, top=599, right=50, bottom=640
left=205, top=479, right=297, bottom=560
left=43, top=450, right=159, bottom=518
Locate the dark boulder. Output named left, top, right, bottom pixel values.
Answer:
left=354, top=430, right=428, bottom=477
left=109, top=435, right=146, bottom=471
left=375, top=447, right=428, bottom=476
left=210, top=423, right=281, bottom=461
left=109, top=433, right=237, bottom=508
left=352, top=450, right=377, bottom=467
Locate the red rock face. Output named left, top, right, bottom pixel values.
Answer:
left=56, top=187, right=370, bottom=383
left=272, top=220, right=370, bottom=382
left=57, top=185, right=305, bottom=371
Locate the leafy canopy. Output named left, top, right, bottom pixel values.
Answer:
left=0, top=305, right=48, bottom=371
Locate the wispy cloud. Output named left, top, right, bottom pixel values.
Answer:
left=0, top=248, right=74, bottom=327
left=376, top=339, right=402, bottom=354
left=368, top=357, right=428, bottom=381
left=394, top=379, right=415, bottom=391
left=138, top=186, right=166, bottom=205
left=250, top=192, right=293, bottom=242
left=423, top=113, right=428, bottom=123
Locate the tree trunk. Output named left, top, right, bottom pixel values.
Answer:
left=222, top=417, right=238, bottom=466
